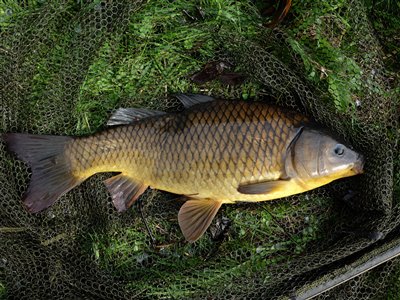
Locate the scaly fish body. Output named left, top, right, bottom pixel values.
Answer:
left=67, top=100, right=305, bottom=202
left=3, top=94, right=364, bottom=242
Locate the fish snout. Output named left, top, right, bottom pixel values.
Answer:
left=352, top=154, right=365, bottom=174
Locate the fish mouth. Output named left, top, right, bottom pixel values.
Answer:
left=351, top=154, right=365, bottom=174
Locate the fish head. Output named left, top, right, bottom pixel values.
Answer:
left=285, top=128, right=364, bottom=187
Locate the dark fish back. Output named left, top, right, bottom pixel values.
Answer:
left=150, top=101, right=307, bottom=194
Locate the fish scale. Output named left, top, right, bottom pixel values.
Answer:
left=65, top=100, right=301, bottom=202
left=3, top=94, right=364, bottom=242
left=145, top=101, right=303, bottom=200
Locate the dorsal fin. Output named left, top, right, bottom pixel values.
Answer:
left=107, top=108, right=166, bottom=126
left=175, top=93, right=215, bottom=108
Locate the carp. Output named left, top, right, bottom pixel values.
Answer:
left=3, top=94, right=364, bottom=242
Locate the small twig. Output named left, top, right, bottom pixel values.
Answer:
left=262, top=203, right=301, bottom=248
left=0, top=227, right=27, bottom=233
left=137, top=198, right=156, bottom=246
left=41, top=233, right=67, bottom=246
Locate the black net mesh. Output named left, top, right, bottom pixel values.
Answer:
left=0, top=0, right=399, bottom=299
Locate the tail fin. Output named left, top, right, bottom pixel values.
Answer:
left=3, top=133, right=82, bottom=213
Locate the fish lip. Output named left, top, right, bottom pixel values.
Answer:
left=352, top=154, right=365, bottom=174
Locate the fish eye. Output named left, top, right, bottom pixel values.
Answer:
left=334, top=144, right=345, bottom=156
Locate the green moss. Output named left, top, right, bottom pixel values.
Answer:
left=0, top=283, right=6, bottom=299
left=387, top=265, right=400, bottom=300
left=74, top=1, right=373, bottom=297
left=74, top=0, right=261, bottom=133
left=285, top=0, right=365, bottom=112
left=0, top=1, right=39, bottom=28
left=2, top=0, right=399, bottom=298
left=87, top=195, right=332, bottom=297
left=366, top=0, right=400, bottom=72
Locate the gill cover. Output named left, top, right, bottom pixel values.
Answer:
left=284, top=128, right=363, bottom=181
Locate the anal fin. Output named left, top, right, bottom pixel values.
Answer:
left=104, top=174, right=148, bottom=212
left=178, top=199, right=223, bottom=242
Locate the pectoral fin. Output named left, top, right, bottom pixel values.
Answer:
left=178, top=199, right=223, bottom=242
left=104, top=174, right=148, bottom=212
left=238, top=179, right=289, bottom=195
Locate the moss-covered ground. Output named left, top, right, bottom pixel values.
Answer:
left=1, top=0, right=399, bottom=298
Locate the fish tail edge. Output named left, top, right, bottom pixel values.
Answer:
left=3, top=133, right=82, bottom=213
